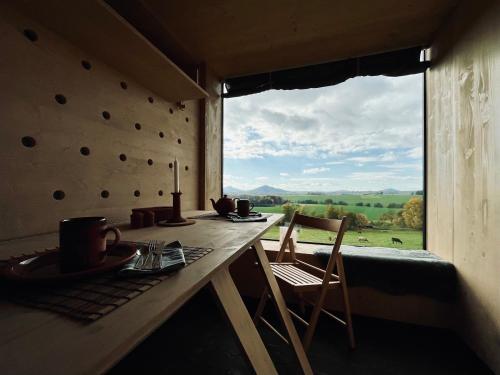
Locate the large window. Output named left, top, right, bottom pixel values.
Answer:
left=223, top=74, right=424, bottom=249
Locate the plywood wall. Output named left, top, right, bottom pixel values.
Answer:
left=426, top=0, right=500, bottom=372
left=0, top=5, right=202, bottom=241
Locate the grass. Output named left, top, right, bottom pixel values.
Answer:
left=262, top=227, right=423, bottom=250
left=253, top=193, right=423, bottom=249
left=282, top=193, right=414, bottom=206
left=255, top=204, right=400, bottom=221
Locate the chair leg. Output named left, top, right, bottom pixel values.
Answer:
left=297, top=292, right=306, bottom=316
left=302, top=288, right=329, bottom=351
left=337, top=253, right=355, bottom=349
left=253, top=287, right=269, bottom=326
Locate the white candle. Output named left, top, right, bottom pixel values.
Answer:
left=174, top=158, right=180, bottom=192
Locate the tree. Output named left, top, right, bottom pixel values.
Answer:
left=402, top=197, right=423, bottom=229
left=325, top=205, right=340, bottom=219
left=387, top=202, right=404, bottom=208
left=355, top=202, right=364, bottom=206
left=374, top=202, right=383, bottom=208
left=344, top=212, right=369, bottom=230
left=324, top=198, right=333, bottom=205
left=282, top=203, right=297, bottom=222
left=298, top=205, right=308, bottom=216
left=379, top=211, right=396, bottom=222
left=365, top=203, right=371, bottom=207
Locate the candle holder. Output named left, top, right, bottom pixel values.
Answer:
left=158, top=192, right=195, bottom=227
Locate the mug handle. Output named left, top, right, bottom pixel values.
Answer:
left=101, top=226, right=121, bottom=251
left=249, top=202, right=255, bottom=211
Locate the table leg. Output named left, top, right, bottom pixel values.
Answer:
left=211, top=267, right=278, bottom=375
left=253, top=240, right=314, bottom=375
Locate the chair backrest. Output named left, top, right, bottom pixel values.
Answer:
left=276, top=212, right=348, bottom=283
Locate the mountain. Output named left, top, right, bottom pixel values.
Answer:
left=381, top=188, right=401, bottom=194
left=223, top=186, right=245, bottom=195
left=246, top=185, right=290, bottom=195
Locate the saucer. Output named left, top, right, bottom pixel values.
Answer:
left=1, top=242, right=136, bottom=283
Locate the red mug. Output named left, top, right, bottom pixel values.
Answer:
left=59, top=217, right=121, bottom=272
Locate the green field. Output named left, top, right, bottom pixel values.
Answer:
left=282, top=193, right=412, bottom=205
left=252, top=193, right=423, bottom=249
left=261, top=226, right=422, bottom=250
left=255, top=204, right=400, bottom=221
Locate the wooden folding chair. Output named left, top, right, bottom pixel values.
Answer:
left=253, top=212, right=355, bottom=351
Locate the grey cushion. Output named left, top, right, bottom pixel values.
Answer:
left=314, top=246, right=456, bottom=301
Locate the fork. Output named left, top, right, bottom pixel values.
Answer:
left=152, top=240, right=165, bottom=269
left=134, top=240, right=154, bottom=269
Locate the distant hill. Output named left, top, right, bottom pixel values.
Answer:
left=223, top=185, right=416, bottom=196
left=381, top=188, right=402, bottom=194
left=246, top=185, right=290, bottom=195
left=223, top=186, right=245, bottom=195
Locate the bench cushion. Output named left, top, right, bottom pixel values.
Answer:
left=314, top=246, right=456, bottom=301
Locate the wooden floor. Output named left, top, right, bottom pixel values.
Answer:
left=108, top=287, right=493, bottom=375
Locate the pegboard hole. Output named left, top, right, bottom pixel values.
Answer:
left=80, top=146, right=90, bottom=156
left=148, top=96, right=154, bottom=103
left=134, top=190, right=141, bottom=197
left=53, top=190, right=65, bottom=200
left=119, top=153, right=127, bottom=161
left=177, top=138, right=182, bottom=144
left=23, top=29, right=38, bottom=42
left=135, top=123, right=141, bottom=130
left=102, top=111, right=111, bottom=120
left=101, top=190, right=110, bottom=198
left=185, top=165, right=189, bottom=171
left=147, top=159, right=153, bottom=166
left=158, top=190, right=164, bottom=196
left=81, top=60, right=92, bottom=70
left=159, top=131, right=164, bottom=138
left=168, top=162, right=173, bottom=169
left=169, top=108, right=174, bottom=114
left=185, top=117, right=189, bottom=123
left=21, top=136, right=36, bottom=148
left=55, top=94, right=67, bottom=105
left=120, top=81, right=128, bottom=90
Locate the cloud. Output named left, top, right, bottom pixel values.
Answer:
left=256, top=176, right=269, bottom=181
left=406, top=147, right=422, bottom=159
left=378, top=162, right=422, bottom=171
left=325, top=161, right=344, bottom=165
left=224, top=75, right=423, bottom=160
left=303, top=167, right=330, bottom=174
left=347, top=151, right=397, bottom=163
left=279, top=172, right=289, bottom=176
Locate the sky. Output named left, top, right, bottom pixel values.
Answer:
left=223, top=74, right=423, bottom=192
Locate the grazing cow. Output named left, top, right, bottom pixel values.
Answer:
left=392, top=237, right=403, bottom=245
left=358, top=237, right=369, bottom=242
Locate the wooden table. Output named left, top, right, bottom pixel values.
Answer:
left=0, top=211, right=313, bottom=375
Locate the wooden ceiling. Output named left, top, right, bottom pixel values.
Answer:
left=111, top=0, right=459, bottom=78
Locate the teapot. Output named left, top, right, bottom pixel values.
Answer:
left=210, top=195, right=236, bottom=216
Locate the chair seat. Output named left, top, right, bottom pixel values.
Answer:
left=270, top=263, right=323, bottom=291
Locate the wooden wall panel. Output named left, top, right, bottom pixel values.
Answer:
left=203, top=67, right=223, bottom=208
left=427, top=0, right=500, bottom=372
left=0, top=5, right=200, bottom=241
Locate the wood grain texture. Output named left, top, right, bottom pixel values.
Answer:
left=140, top=0, right=458, bottom=77
left=427, top=1, right=500, bottom=372
left=0, top=212, right=284, bottom=375
left=253, top=241, right=313, bottom=375
left=0, top=5, right=200, bottom=241
left=197, top=64, right=222, bottom=209
left=5, top=0, right=207, bottom=101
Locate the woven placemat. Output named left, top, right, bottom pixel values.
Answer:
left=4, top=245, right=213, bottom=322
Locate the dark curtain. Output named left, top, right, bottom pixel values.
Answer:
left=224, top=46, right=428, bottom=98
